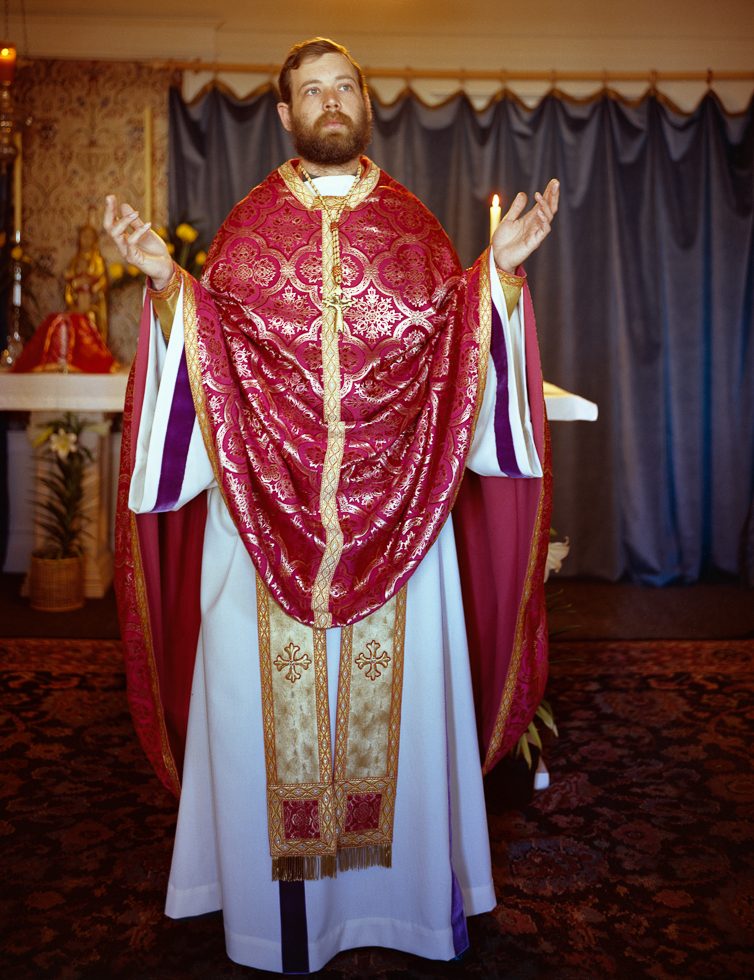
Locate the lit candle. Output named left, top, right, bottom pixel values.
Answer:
left=60, top=320, right=69, bottom=374
left=144, top=106, right=153, bottom=224
left=0, top=44, right=16, bottom=85
left=12, top=259, right=21, bottom=306
left=489, top=193, right=501, bottom=240
left=13, top=130, right=21, bottom=238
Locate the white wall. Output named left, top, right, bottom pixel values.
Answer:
left=12, top=1, right=754, bottom=110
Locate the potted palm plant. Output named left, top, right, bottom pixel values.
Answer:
left=28, top=412, right=103, bottom=611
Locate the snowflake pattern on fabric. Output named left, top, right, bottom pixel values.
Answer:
left=268, top=284, right=313, bottom=339
left=347, top=286, right=402, bottom=343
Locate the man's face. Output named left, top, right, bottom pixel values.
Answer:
left=277, top=52, right=372, bottom=167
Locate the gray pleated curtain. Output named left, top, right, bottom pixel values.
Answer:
left=169, top=85, right=754, bottom=585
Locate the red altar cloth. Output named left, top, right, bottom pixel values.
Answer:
left=12, top=312, right=117, bottom=374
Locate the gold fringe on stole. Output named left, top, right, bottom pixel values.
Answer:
left=337, top=844, right=392, bottom=873
left=272, top=854, right=338, bottom=882
left=271, top=846, right=393, bottom=880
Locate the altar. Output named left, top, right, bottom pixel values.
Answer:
left=0, top=370, right=128, bottom=596
left=0, top=369, right=596, bottom=599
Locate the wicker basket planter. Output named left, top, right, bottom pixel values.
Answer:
left=29, top=554, right=85, bottom=612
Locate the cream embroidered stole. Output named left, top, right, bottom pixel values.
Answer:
left=257, top=576, right=406, bottom=880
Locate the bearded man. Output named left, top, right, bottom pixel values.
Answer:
left=104, top=37, right=558, bottom=974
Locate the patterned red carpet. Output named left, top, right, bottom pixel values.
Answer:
left=2, top=638, right=753, bottom=979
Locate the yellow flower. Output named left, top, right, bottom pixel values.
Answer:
left=49, top=429, right=78, bottom=460
left=175, top=223, right=199, bottom=244
left=126, top=264, right=141, bottom=277
left=194, top=250, right=207, bottom=267
left=108, top=262, right=125, bottom=280
left=11, top=245, right=23, bottom=260
left=166, top=242, right=175, bottom=255
left=544, top=538, right=570, bottom=582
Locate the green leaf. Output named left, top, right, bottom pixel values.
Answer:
left=37, top=503, right=70, bottom=527
left=38, top=472, right=69, bottom=493
left=30, top=424, right=54, bottom=448
left=527, top=721, right=542, bottom=750
left=537, top=699, right=559, bottom=736
left=519, top=734, right=532, bottom=767
left=32, top=412, right=94, bottom=556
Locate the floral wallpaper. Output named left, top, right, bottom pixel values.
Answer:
left=13, top=60, right=172, bottom=364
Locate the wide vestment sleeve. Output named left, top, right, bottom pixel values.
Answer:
left=115, top=299, right=208, bottom=796
left=453, top=280, right=552, bottom=772
left=115, top=158, right=551, bottom=793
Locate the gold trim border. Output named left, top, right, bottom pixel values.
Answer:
left=470, top=248, right=493, bottom=441
left=278, top=157, right=381, bottom=210
left=256, top=575, right=337, bottom=861
left=130, top=512, right=181, bottom=796
left=256, top=571, right=279, bottom=791
left=334, top=585, right=407, bottom=851
left=311, top=210, right=346, bottom=629
left=181, top=269, right=228, bottom=499
left=482, top=424, right=550, bottom=773
left=278, top=159, right=382, bottom=628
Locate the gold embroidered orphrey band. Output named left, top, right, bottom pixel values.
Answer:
left=257, top=575, right=407, bottom=881
left=278, top=159, right=382, bottom=628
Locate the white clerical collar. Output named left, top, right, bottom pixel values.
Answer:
left=302, top=174, right=358, bottom=198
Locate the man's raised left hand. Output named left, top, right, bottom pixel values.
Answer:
left=491, top=178, right=560, bottom=274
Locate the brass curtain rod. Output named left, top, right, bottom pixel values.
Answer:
left=148, top=61, right=754, bottom=85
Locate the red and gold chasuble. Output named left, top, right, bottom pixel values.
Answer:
left=115, top=158, right=551, bottom=879
left=188, top=159, right=489, bottom=628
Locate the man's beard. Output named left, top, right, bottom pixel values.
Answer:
left=289, top=108, right=372, bottom=166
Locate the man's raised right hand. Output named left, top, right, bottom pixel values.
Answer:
left=102, top=195, right=174, bottom=291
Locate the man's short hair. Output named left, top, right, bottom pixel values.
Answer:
left=278, top=37, right=369, bottom=105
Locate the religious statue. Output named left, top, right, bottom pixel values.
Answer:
left=63, top=220, right=109, bottom=342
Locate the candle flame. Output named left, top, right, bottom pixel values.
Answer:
left=0, top=43, right=17, bottom=86
left=492, top=194, right=500, bottom=207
